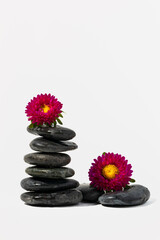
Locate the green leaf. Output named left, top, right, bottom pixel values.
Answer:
left=129, top=178, right=136, bottom=183
left=58, top=113, right=63, bottom=118
left=57, top=118, right=63, bottom=125
left=28, top=123, right=37, bottom=128
left=44, top=123, right=50, bottom=127
left=102, top=152, right=106, bottom=156
left=124, top=185, right=130, bottom=189
left=29, top=123, right=34, bottom=129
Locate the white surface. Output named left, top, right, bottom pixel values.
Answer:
left=0, top=1, right=160, bottom=239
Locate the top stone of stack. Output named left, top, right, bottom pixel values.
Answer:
left=27, top=125, right=76, bottom=141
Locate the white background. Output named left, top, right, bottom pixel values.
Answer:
left=0, top=0, right=160, bottom=239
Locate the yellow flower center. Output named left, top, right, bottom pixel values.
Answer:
left=102, top=164, right=119, bottom=179
left=42, top=104, right=50, bottom=113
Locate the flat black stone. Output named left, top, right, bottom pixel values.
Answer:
left=77, top=183, right=104, bottom=203
left=30, top=137, right=78, bottom=153
left=21, top=177, right=79, bottom=192
left=21, top=189, right=83, bottom=206
left=25, top=166, right=75, bottom=179
left=98, top=184, right=150, bottom=207
left=24, top=153, right=71, bottom=167
left=27, top=125, right=76, bottom=141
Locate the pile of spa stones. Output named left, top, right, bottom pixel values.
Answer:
left=77, top=183, right=150, bottom=207
left=21, top=125, right=82, bottom=207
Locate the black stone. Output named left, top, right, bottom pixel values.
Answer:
left=21, top=177, right=79, bottom=192
left=21, top=189, right=83, bottom=206
left=25, top=166, right=75, bottom=179
left=24, top=153, right=71, bottom=167
left=98, top=184, right=150, bottom=207
left=77, top=183, right=103, bottom=203
left=30, top=137, right=78, bottom=153
left=27, top=125, right=76, bottom=141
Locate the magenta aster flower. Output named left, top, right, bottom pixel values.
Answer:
left=88, top=152, right=133, bottom=191
left=25, top=93, right=63, bottom=126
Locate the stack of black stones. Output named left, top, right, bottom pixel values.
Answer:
left=21, top=125, right=83, bottom=207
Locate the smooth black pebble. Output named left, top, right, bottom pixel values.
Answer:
left=98, top=184, right=150, bottom=207
left=27, top=125, right=76, bottom=141
left=24, top=152, right=71, bottom=167
left=30, top=137, right=78, bottom=153
left=21, top=189, right=83, bottom=206
left=25, top=166, right=75, bottom=179
left=21, top=177, right=79, bottom=192
left=77, top=183, right=103, bottom=203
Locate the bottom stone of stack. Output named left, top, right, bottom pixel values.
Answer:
left=21, top=189, right=83, bottom=207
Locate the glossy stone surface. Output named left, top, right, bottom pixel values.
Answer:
left=27, top=125, right=76, bottom=141
left=30, top=137, right=78, bottom=153
left=77, top=183, right=103, bottom=203
left=98, top=184, right=150, bottom=207
left=25, top=166, right=75, bottom=179
left=21, top=177, right=79, bottom=192
left=24, top=152, right=71, bottom=167
left=21, top=189, right=83, bottom=206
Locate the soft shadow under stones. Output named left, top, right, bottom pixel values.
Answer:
left=24, top=202, right=99, bottom=208
left=24, top=200, right=154, bottom=208
left=100, top=198, right=155, bottom=208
